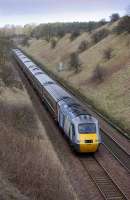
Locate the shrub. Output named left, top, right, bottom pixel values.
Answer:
left=69, top=52, right=82, bottom=73
left=110, top=13, right=120, bottom=22
left=51, top=38, right=57, bottom=48
left=113, top=15, right=130, bottom=34
left=21, top=36, right=29, bottom=47
left=0, top=64, right=23, bottom=89
left=103, top=47, right=113, bottom=60
left=0, top=101, right=75, bottom=200
left=78, top=40, right=89, bottom=53
left=91, top=29, right=109, bottom=44
left=126, top=39, right=130, bottom=47
left=57, top=30, right=65, bottom=38
left=0, top=102, right=37, bottom=135
left=91, top=64, right=105, bottom=83
left=70, top=31, right=80, bottom=41
left=98, top=19, right=107, bottom=26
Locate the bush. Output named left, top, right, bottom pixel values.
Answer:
left=98, top=19, right=107, bottom=26
left=0, top=102, right=37, bottom=135
left=91, top=64, right=105, bottom=82
left=103, top=47, right=113, bottom=60
left=78, top=40, right=89, bottom=53
left=91, top=29, right=109, bottom=44
left=69, top=52, right=81, bottom=73
left=51, top=38, right=57, bottom=48
left=70, top=31, right=80, bottom=41
left=0, top=37, right=11, bottom=54
left=0, top=101, right=76, bottom=200
left=110, top=13, right=120, bottom=22
left=21, top=36, right=29, bottom=47
left=0, top=64, right=23, bottom=89
left=57, top=30, right=65, bottom=38
left=113, top=16, right=130, bottom=34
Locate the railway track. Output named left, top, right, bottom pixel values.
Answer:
left=60, top=84, right=130, bottom=173
left=101, top=130, right=130, bottom=173
left=80, top=156, right=127, bottom=200
left=61, top=81, right=130, bottom=173
left=22, top=52, right=130, bottom=173
left=13, top=50, right=130, bottom=172
left=46, top=69, right=130, bottom=173
left=12, top=55, right=130, bottom=200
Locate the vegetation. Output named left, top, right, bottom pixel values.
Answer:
left=69, top=52, right=81, bottom=73
left=91, top=28, right=110, bottom=44
left=103, top=47, right=113, bottom=60
left=70, top=31, right=80, bottom=41
left=91, top=64, right=105, bottom=83
left=0, top=64, right=23, bottom=89
left=110, top=13, right=120, bottom=22
left=0, top=50, right=75, bottom=199
left=21, top=16, right=130, bottom=135
left=51, top=38, right=57, bottom=48
left=0, top=101, right=72, bottom=200
left=0, top=37, right=23, bottom=89
left=31, top=21, right=107, bottom=41
left=78, top=40, right=89, bottom=53
left=113, top=15, right=130, bottom=34
left=21, top=35, right=30, bottom=47
left=0, top=37, right=12, bottom=53
left=57, top=30, right=65, bottom=38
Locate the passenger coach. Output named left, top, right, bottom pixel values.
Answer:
left=13, top=49, right=101, bottom=153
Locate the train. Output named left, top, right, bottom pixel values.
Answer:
left=12, top=49, right=101, bottom=153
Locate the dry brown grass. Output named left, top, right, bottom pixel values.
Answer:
left=0, top=100, right=76, bottom=200
left=0, top=59, right=76, bottom=199
left=0, top=63, right=23, bottom=90
left=0, top=101, right=37, bottom=135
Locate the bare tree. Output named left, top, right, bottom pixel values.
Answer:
left=91, top=64, right=105, bottom=82
left=110, top=13, right=120, bottom=22
left=78, top=40, right=89, bottom=53
left=126, top=5, right=130, bottom=16
left=51, top=38, right=57, bottom=48
left=103, top=47, right=113, bottom=60
left=69, top=52, right=82, bottom=73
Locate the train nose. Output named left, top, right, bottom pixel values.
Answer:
left=79, top=134, right=99, bottom=152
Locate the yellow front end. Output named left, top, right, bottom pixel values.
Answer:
left=79, top=133, right=99, bottom=153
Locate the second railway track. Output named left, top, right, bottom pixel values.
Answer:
left=22, top=50, right=130, bottom=173
left=80, top=156, right=127, bottom=200
left=20, top=50, right=130, bottom=160
left=101, top=130, right=130, bottom=173
left=44, top=63, right=130, bottom=173
left=12, top=52, right=130, bottom=200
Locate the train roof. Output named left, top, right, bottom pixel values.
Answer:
left=13, top=49, right=56, bottom=86
left=27, top=65, right=44, bottom=75
left=44, top=84, right=71, bottom=102
left=57, top=97, right=97, bottom=123
left=12, top=49, right=97, bottom=124
left=24, top=61, right=37, bottom=68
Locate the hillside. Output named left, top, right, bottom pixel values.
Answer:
left=22, top=21, right=130, bottom=134
left=0, top=57, right=76, bottom=199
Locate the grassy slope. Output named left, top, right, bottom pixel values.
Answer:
left=22, top=22, right=130, bottom=133
left=0, top=60, right=76, bottom=200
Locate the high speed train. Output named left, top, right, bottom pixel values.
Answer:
left=12, top=49, right=101, bottom=153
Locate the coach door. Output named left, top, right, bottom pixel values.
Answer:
left=69, top=123, right=75, bottom=143
left=59, top=110, right=65, bottom=129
